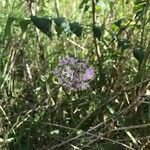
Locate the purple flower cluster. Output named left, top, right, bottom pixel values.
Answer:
left=53, top=56, right=95, bottom=90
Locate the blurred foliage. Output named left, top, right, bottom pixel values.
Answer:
left=0, top=0, right=150, bottom=150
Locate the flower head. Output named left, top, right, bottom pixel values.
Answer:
left=53, top=56, right=94, bottom=90
left=82, top=67, right=95, bottom=81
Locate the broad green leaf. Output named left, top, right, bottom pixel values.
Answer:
left=53, top=17, right=70, bottom=36
left=79, top=0, right=90, bottom=12
left=92, top=25, right=102, bottom=40
left=133, top=48, right=144, bottom=64
left=69, top=22, right=83, bottom=37
left=113, top=17, right=125, bottom=28
left=30, top=15, right=52, bottom=39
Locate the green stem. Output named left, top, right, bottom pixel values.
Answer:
left=92, top=0, right=100, bottom=59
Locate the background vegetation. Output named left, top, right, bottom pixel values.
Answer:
left=0, top=0, right=150, bottom=149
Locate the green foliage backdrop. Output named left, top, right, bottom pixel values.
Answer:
left=0, top=0, right=150, bottom=149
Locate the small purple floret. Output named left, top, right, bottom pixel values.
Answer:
left=82, top=67, right=95, bottom=81
left=53, top=56, right=94, bottom=90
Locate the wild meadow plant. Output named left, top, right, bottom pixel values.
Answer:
left=53, top=56, right=95, bottom=90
